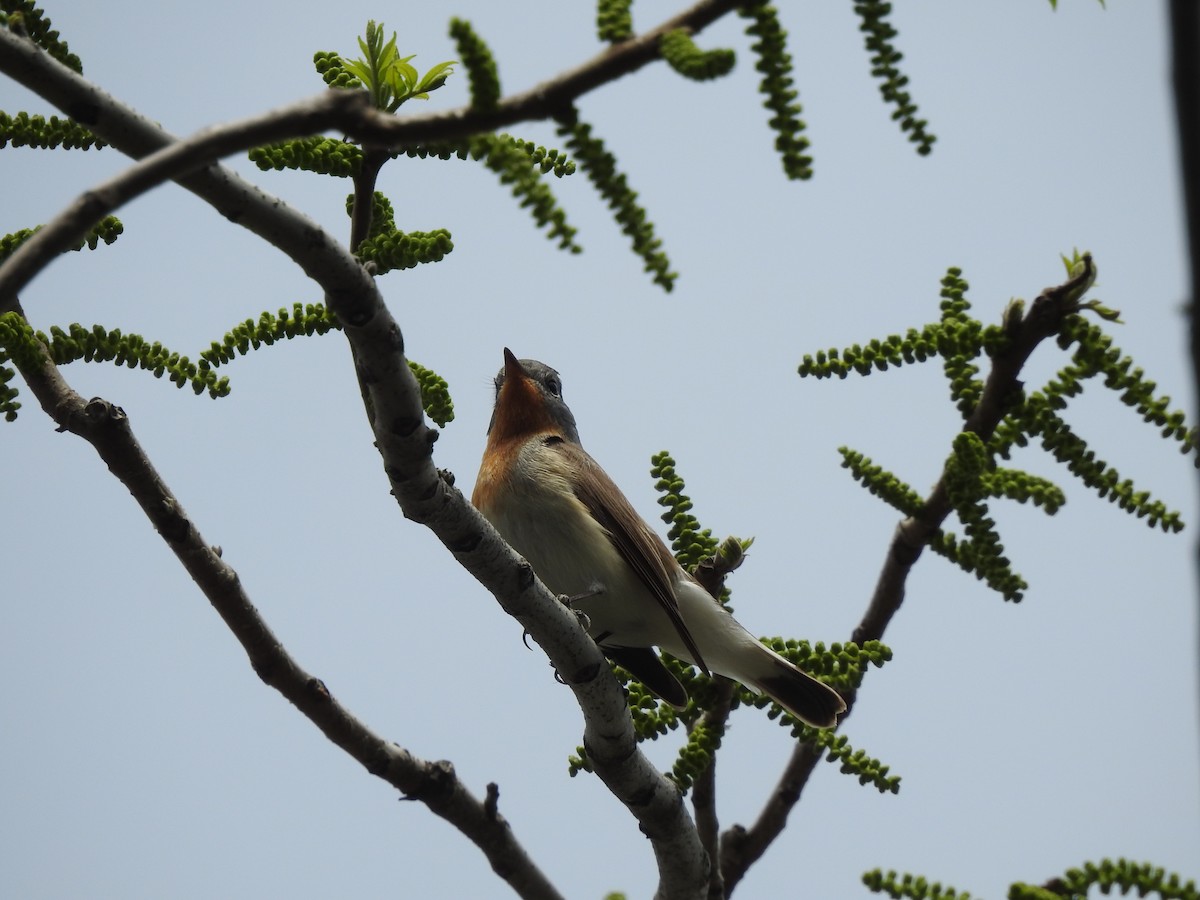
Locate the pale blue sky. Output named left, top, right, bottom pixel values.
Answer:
left=2, top=3, right=1197, bottom=898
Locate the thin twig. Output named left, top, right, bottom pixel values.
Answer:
left=691, top=680, right=735, bottom=900
left=347, top=148, right=390, bottom=430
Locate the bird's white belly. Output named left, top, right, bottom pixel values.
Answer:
left=482, top=460, right=677, bottom=647
left=480, top=453, right=766, bottom=680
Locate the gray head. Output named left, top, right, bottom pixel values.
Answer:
left=487, top=348, right=581, bottom=444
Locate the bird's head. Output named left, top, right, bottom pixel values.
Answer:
left=485, top=348, right=581, bottom=445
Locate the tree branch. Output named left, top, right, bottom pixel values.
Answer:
left=0, top=88, right=385, bottom=308
left=1169, top=0, right=1200, bottom=760
left=719, top=257, right=1099, bottom=894
left=690, top=679, right=736, bottom=900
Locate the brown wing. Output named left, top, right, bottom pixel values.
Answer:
left=549, top=438, right=710, bottom=674
left=604, top=646, right=689, bottom=708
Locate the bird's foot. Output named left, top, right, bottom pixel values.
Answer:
left=556, top=596, right=591, bottom=632
left=557, top=581, right=603, bottom=632
left=521, top=583, right=602, bottom=647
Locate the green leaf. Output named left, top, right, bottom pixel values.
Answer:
left=341, top=59, right=371, bottom=83
left=417, top=60, right=457, bottom=93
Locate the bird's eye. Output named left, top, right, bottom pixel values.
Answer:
left=546, top=377, right=562, bottom=397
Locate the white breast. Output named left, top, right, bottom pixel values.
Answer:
left=480, top=441, right=680, bottom=647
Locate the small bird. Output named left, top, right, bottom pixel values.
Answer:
left=472, top=349, right=846, bottom=728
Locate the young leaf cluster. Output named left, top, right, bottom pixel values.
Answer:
left=263, top=11, right=938, bottom=295
left=0, top=298, right=454, bottom=426
left=862, top=869, right=974, bottom=900
left=396, top=136, right=580, bottom=252
left=0, top=313, right=228, bottom=400
left=0, top=216, right=125, bottom=420
left=200, top=298, right=454, bottom=425
left=556, top=108, right=676, bottom=291
left=810, top=729, right=900, bottom=793
left=659, top=29, right=736, bottom=82
left=669, top=716, right=724, bottom=790
left=761, top=636, right=892, bottom=696
left=469, top=134, right=579, bottom=251
left=253, top=25, right=583, bottom=261
left=940, top=432, right=1028, bottom=600
left=0, top=216, right=122, bottom=263
left=448, top=17, right=500, bottom=112
left=344, top=188, right=453, bottom=275
left=649, top=450, right=721, bottom=573
left=0, top=111, right=104, bottom=149
left=800, top=256, right=1192, bottom=601
left=249, top=136, right=363, bottom=177
left=1011, top=858, right=1198, bottom=900
left=852, top=0, right=936, bottom=155
left=340, top=20, right=455, bottom=112
left=840, top=448, right=925, bottom=517
left=354, top=226, right=453, bottom=275
left=988, top=340, right=1187, bottom=533
left=251, top=132, right=577, bottom=253
left=392, top=135, right=573, bottom=175
left=865, top=858, right=1197, bottom=900
left=596, top=0, right=633, bottom=43
left=406, top=360, right=454, bottom=428
left=0, top=347, right=17, bottom=420
left=798, top=269, right=994, bottom=400
left=200, top=302, right=340, bottom=370
left=1, top=0, right=80, bottom=72
left=601, top=639, right=891, bottom=792
left=737, top=0, right=812, bottom=180
left=313, top=50, right=363, bottom=90
left=739, top=639, right=897, bottom=792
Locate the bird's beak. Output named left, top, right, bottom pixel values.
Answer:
left=488, top=348, right=553, bottom=441
left=502, top=347, right=527, bottom=384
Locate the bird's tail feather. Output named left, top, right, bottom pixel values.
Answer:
left=750, top=650, right=846, bottom=729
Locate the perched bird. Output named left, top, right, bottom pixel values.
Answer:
left=471, top=349, right=846, bottom=728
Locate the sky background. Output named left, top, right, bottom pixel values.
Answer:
left=2, top=2, right=1198, bottom=898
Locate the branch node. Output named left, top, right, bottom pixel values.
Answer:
left=388, top=414, right=423, bottom=438
left=484, top=782, right=500, bottom=819
left=84, top=395, right=123, bottom=422
left=307, top=677, right=332, bottom=702
left=405, top=759, right=457, bottom=802
left=563, top=659, right=604, bottom=690
left=448, top=529, right=482, bottom=554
